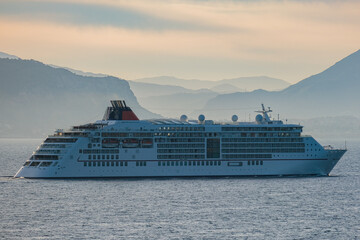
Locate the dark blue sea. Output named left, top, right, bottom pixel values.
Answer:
left=0, top=138, right=359, bottom=240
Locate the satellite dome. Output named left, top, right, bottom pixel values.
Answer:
left=180, top=114, right=188, bottom=122
left=198, top=114, right=205, bottom=122
left=232, top=115, right=238, bottom=122
left=255, top=114, right=263, bottom=123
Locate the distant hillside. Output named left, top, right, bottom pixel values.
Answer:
left=0, top=51, right=19, bottom=59
left=0, top=58, right=160, bottom=137
left=49, top=64, right=108, bottom=78
left=134, top=75, right=290, bottom=91
left=139, top=92, right=218, bottom=118
left=210, top=83, right=243, bottom=93
left=195, top=49, right=360, bottom=120
left=128, top=81, right=214, bottom=98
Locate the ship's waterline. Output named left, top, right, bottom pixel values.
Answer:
left=14, top=101, right=346, bottom=178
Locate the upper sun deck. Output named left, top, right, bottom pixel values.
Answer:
left=53, top=101, right=303, bottom=135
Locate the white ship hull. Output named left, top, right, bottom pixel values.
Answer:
left=14, top=101, right=347, bottom=179
left=15, top=150, right=345, bottom=178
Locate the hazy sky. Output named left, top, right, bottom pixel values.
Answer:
left=0, top=0, right=359, bottom=83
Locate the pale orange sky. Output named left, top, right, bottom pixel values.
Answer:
left=0, top=0, right=359, bottom=83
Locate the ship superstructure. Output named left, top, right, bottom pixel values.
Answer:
left=15, top=101, right=346, bottom=178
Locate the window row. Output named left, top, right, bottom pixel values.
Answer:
left=158, top=160, right=221, bottom=167
left=223, top=154, right=272, bottom=159
left=82, top=149, right=120, bottom=154
left=155, top=138, right=205, bottom=143
left=157, top=154, right=205, bottom=159
left=40, top=144, right=66, bottom=149
left=24, top=161, right=58, bottom=167
left=248, top=160, right=264, bottom=166
left=88, top=154, right=119, bottom=160
left=101, top=132, right=153, bottom=137
left=222, top=133, right=300, bottom=138
left=157, top=144, right=205, bottom=149
left=36, top=149, right=61, bottom=154
left=84, top=161, right=128, bottom=167
left=45, top=138, right=77, bottom=143
left=157, top=149, right=205, bottom=154
left=31, top=155, right=59, bottom=160
left=222, top=148, right=305, bottom=153
left=222, top=127, right=302, bottom=131
left=222, top=138, right=303, bottom=143
left=158, top=127, right=205, bottom=131
left=222, top=143, right=305, bottom=148
left=155, top=132, right=205, bottom=137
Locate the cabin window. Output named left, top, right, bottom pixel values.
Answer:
left=23, top=161, right=31, bottom=167
left=84, top=162, right=87, bottom=167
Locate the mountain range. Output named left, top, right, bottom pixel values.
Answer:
left=133, top=75, right=290, bottom=92
left=0, top=57, right=159, bottom=137
left=194, top=49, right=360, bottom=121
left=1, top=49, right=359, bottom=138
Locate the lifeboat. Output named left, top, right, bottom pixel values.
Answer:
left=122, top=139, right=139, bottom=148
left=102, top=138, right=119, bottom=148
left=141, top=138, right=153, bottom=148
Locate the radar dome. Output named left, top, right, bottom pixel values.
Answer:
left=232, top=115, right=238, bottom=122
left=180, top=114, right=188, bottom=122
left=198, top=114, right=205, bottom=122
left=255, top=114, right=263, bottom=123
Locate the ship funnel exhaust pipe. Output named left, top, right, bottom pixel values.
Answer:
left=103, top=100, right=139, bottom=121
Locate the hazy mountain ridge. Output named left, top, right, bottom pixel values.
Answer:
left=196, top=49, right=360, bottom=120
left=0, top=51, right=19, bottom=59
left=131, top=75, right=290, bottom=117
left=134, top=75, right=290, bottom=92
left=0, top=58, right=160, bottom=137
left=128, top=81, right=214, bottom=98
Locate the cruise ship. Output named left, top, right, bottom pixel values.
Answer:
left=15, top=100, right=346, bottom=178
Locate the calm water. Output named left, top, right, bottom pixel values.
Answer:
left=0, top=138, right=359, bottom=240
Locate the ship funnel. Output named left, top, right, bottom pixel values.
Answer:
left=103, top=100, right=139, bottom=121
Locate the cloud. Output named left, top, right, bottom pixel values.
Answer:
left=0, top=0, right=360, bottom=82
